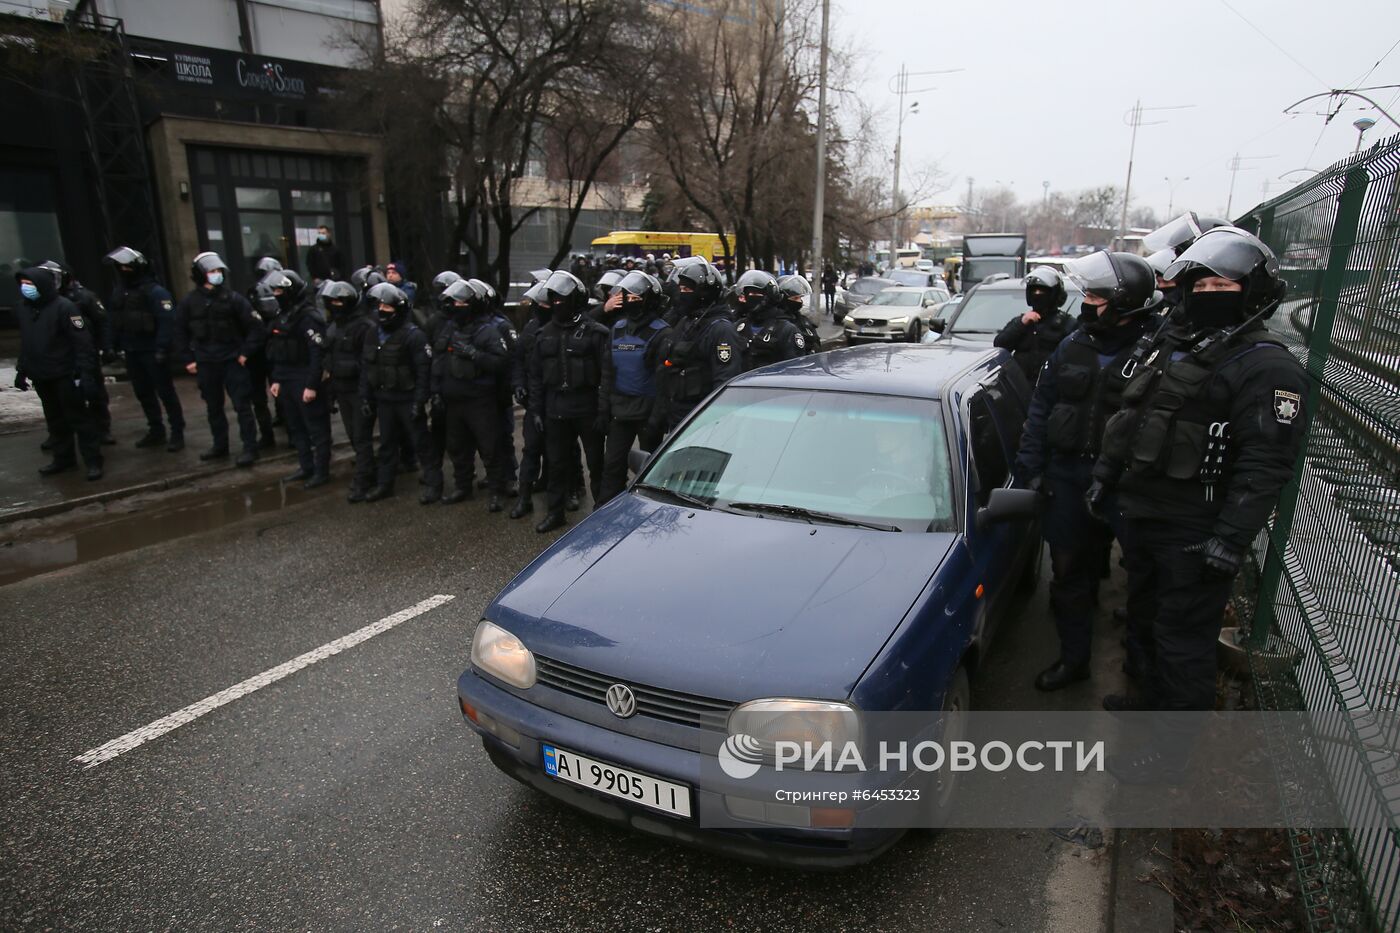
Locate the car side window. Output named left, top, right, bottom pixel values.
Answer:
left=967, top=390, right=1009, bottom=507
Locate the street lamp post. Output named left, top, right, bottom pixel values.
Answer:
left=1118, top=100, right=1194, bottom=249
left=1165, top=175, right=1189, bottom=218
left=809, top=0, right=830, bottom=275
left=888, top=64, right=961, bottom=269
left=1354, top=116, right=1377, bottom=153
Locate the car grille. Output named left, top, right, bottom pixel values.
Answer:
left=534, top=655, right=735, bottom=731
left=859, top=318, right=887, bottom=328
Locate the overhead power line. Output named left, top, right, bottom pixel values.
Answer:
left=1217, top=0, right=1328, bottom=86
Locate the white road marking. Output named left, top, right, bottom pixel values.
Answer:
left=73, top=594, right=456, bottom=769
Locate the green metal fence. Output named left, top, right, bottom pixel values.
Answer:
left=1234, top=132, right=1400, bottom=932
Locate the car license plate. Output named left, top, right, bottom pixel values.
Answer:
left=541, top=744, right=692, bottom=818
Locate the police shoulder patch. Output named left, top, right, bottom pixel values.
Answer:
left=70, top=315, right=85, bottom=329
left=716, top=343, right=732, bottom=363
left=424, top=345, right=433, bottom=358
left=309, top=330, right=324, bottom=346
left=509, top=329, right=518, bottom=341
left=160, top=299, right=173, bottom=311
left=795, top=334, right=806, bottom=349
left=1274, top=389, right=1301, bottom=424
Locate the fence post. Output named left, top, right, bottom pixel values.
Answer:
left=1248, top=164, right=1370, bottom=647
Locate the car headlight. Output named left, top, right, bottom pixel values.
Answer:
left=471, top=620, right=537, bottom=688
left=728, top=699, right=861, bottom=749
left=842, top=315, right=854, bottom=326
left=887, top=316, right=909, bottom=326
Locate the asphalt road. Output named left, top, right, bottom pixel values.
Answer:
left=0, top=481, right=1126, bottom=932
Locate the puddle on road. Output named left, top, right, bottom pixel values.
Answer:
left=0, top=479, right=332, bottom=587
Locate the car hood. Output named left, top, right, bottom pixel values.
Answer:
left=489, top=494, right=956, bottom=703
left=854, top=306, right=918, bottom=320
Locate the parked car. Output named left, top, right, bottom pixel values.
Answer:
left=457, top=342, right=1042, bottom=868
left=924, top=275, right=1083, bottom=345
left=833, top=275, right=897, bottom=318
left=886, top=268, right=947, bottom=290
left=843, top=286, right=947, bottom=344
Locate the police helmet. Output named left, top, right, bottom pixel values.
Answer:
left=615, top=269, right=662, bottom=304
left=190, top=251, right=228, bottom=285
left=529, top=268, right=553, bottom=285
left=367, top=281, right=409, bottom=325
left=776, top=274, right=812, bottom=312
left=734, top=269, right=778, bottom=309
left=1065, top=251, right=1156, bottom=314
left=521, top=281, right=550, bottom=307
left=439, top=279, right=477, bottom=309
left=1164, top=227, right=1285, bottom=316
left=250, top=282, right=281, bottom=318
left=351, top=265, right=386, bottom=294
left=259, top=269, right=303, bottom=311
left=1024, top=266, right=1067, bottom=311
left=321, top=280, right=358, bottom=316
left=466, top=278, right=498, bottom=308
left=542, top=269, right=588, bottom=314
left=594, top=268, right=626, bottom=301
left=430, top=270, right=462, bottom=302
left=670, top=256, right=723, bottom=303
left=104, top=246, right=148, bottom=271
left=1146, top=248, right=1177, bottom=279
left=1142, top=212, right=1234, bottom=257
left=254, top=256, right=283, bottom=277
left=39, top=259, right=73, bottom=291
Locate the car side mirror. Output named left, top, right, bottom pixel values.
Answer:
left=976, top=487, right=1041, bottom=530
left=930, top=318, right=946, bottom=333
left=628, top=448, right=652, bottom=476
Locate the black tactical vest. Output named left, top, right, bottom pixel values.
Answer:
left=266, top=312, right=308, bottom=366
left=1045, top=335, right=1137, bottom=460
left=1101, top=329, right=1282, bottom=488
left=328, top=318, right=363, bottom=381
left=115, top=286, right=156, bottom=335
left=538, top=322, right=601, bottom=390
left=187, top=291, right=241, bottom=343
left=363, top=326, right=415, bottom=391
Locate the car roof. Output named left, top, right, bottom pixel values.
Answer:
left=730, top=342, right=1001, bottom=400
left=970, top=276, right=1085, bottom=293
left=876, top=285, right=930, bottom=293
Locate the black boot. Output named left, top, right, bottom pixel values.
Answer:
left=488, top=494, right=504, bottom=513
left=136, top=428, right=167, bottom=449
left=284, top=467, right=311, bottom=483
left=535, top=512, right=567, bottom=533
left=259, top=433, right=277, bottom=451
left=235, top=448, right=257, bottom=468
left=38, top=460, right=76, bottom=476
left=303, top=473, right=330, bottom=490
left=346, top=486, right=367, bottom=504
left=40, top=436, right=55, bottom=452
left=443, top=488, right=471, bottom=505
left=566, top=493, right=581, bottom=512
left=364, top=485, right=394, bottom=502
left=1034, top=660, right=1090, bottom=692
left=509, top=498, right=534, bottom=520
left=85, top=463, right=104, bottom=481
left=200, top=446, right=229, bottom=461
left=419, top=486, right=442, bottom=506
left=166, top=430, right=185, bottom=453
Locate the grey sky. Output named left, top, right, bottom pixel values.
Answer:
left=836, top=0, right=1400, bottom=221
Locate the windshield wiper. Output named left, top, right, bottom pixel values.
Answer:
left=727, top=502, right=901, bottom=532
left=633, top=482, right=713, bottom=510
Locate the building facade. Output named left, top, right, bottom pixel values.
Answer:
left=0, top=0, right=387, bottom=325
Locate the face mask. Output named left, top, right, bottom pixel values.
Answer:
left=624, top=297, right=647, bottom=321
left=19, top=282, right=39, bottom=302
left=206, top=271, right=224, bottom=287
left=1079, top=300, right=1103, bottom=324
left=673, top=290, right=700, bottom=317
left=119, top=266, right=138, bottom=284
left=1185, top=290, right=1244, bottom=330
left=328, top=301, right=350, bottom=319
left=379, top=307, right=402, bottom=330
left=317, top=234, right=328, bottom=243
left=1028, top=290, right=1057, bottom=314
left=551, top=304, right=578, bottom=326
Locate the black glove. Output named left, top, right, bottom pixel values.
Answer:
left=513, top=386, right=528, bottom=406
left=430, top=394, right=445, bottom=418
left=530, top=412, right=544, bottom=435
left=360, top=399, right=373, bottom=419
left=14, top=372, right=29, bottom=392
left=1185, top=536, right=1243, bottom=579
left=154, top=349, right=168, bottom=366
left=1084, top=478, right=1111, bottom=523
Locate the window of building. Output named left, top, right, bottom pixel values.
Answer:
left=0, top=168, right=65, bottom=314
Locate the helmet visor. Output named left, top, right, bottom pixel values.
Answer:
left=1146, top=248, right=1177, bottom=277
left=105, top=246, right=145, bottom=266
left=616, top=270, right=657, bottom=297
left=1142, top=213, right=1203, bottom=254
left=366, top=282, right=405, bottom=305
left=193, top=252, right=227, bottom=276
left=1064, top=252, right=1122, bottom=296
left=543, top=270, right=585, bottom=298
left=777, top=274, right=812, bottom=297
left=1163, top=228, right=1275, bottom=283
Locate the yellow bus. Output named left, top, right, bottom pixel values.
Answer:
left=590, top=231, right=732, bottom=263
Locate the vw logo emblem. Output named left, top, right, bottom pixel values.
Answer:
left=605, top=683, right=637, bottom=719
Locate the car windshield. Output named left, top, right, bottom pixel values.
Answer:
left=849, top=278, right=893, bottom=296
left=950, top=284, right=1079, bottom=334
left=638, top=387, right=957, bottom=532
left=887, top=270, right=931, bottom=287
left=868, top=290, right=922, bottom=307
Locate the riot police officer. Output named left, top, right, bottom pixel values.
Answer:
left=322, top=280, right=376, bottom=501
left=260, top=272, right=332, bottom=489
left=599, top=271, right=671, bottom=503
left=13, top=265, right=103, bottom=479
left=776, top=274, right=821, bottom=356
left=417, top=271, right=463, bottom=504
left=1089, top=229, right=1308, bottom=764
left=661, top=258, right=744, bottom=429
left=359, top=283, right=431, bottom=501
left=432, top=279, right=513, bottom=509
left=509, top=282, right=551, bottom=520
left=42, top=260, right=113, bottom=446
left=732, top=270, right=807, bottom=370
left=994, top=267, right=1074, bottom=383
left=104, top=246, right=184, bottom=451
left=174, top=252, right=265, bottom=467
left=527, top=270, right=613, bottom=533
left=247, top=256, right=285, bottom=447
left=466, top=278, right=521, bottom=499
left=590, top=269, right=626, bottom=323
left=1013, top=251, right=1157, bottom=692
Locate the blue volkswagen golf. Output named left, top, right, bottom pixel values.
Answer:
left=457, top=343, right=1041, bottom=867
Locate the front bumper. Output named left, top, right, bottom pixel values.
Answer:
left=843, top=320, right=912, bottom=342
left=456, top=667, right=903, bottom=869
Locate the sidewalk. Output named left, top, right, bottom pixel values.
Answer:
left=0, top=363, right=345, bottom=523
